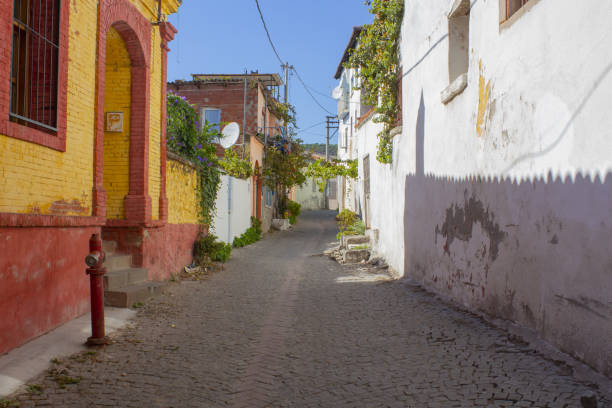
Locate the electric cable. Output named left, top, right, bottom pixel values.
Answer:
left=292, top=67, right=335, bottom=115
left=295, top=120, right=327, bottom=135
left=254, top=0, right=284, bottom=66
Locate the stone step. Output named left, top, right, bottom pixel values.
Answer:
left=343, top=235, right=370, bottom=246
left=103, top=268, right=148, bottom=291
left=102, top=240, right=117, bottom=254
left=104, top=282, right=168, bottom=308
left=104, top=254, right=132, bottom=271
left=343, top=249, right=370, bottom=264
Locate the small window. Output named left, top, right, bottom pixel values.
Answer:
left=502, top=0, right=530, bottom=22
left=343, top=128, right=348, bottom=151
left=11, top=0, right=61, bottom=132
left=202, top=108, right=221, bottom=132
left=442, top=0, right=470, bottom=104
left=264, top=186, right=274, bottom=207
left=448, top=0, right=470, bottom=84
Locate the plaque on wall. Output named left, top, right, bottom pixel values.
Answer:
left=105, top=112, right=123, bottom=132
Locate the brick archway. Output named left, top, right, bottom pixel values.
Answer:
left=93, top=0, right=152, bottom=224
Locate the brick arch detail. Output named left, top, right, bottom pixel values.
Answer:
left=93, top=0, right=152, bottom=224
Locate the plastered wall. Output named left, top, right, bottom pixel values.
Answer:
left=353, top=0, right=612, bottom=376
left=213, top=175, right=252, bottom=244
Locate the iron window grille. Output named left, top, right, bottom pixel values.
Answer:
left=10, top=0, right=60, bottom=132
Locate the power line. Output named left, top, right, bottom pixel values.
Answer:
left=305, top=84, right=336, bottom=100
left=295, top=120, right=326, bottom=135
left=254, top=0, right=284, bottom=65
left=253, top=1, right=335, bottom=117
left=292, top=67, right=334, bottom=115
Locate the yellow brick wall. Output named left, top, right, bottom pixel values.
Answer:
left=148, top=27, right=162, bottom=220
left=167, top=159, right=199, bottom=225
left=0, top=0, right=98, bottom=216
left=0, top=0, right=178, bottom=219
left=103, top=27, right=131, bottom=220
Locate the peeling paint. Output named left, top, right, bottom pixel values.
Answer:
left=435, top=192, right=507, bottom=261
left=25, top=198, right=89, bottom=216
left=476, top=60, right=491, bottom=137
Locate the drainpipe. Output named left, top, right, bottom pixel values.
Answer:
left=241, top=71, right=247, bottom=155
left=227, top=176, right=232, bottom=243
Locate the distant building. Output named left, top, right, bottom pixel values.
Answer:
left=168, top=73, right=285, bottom=233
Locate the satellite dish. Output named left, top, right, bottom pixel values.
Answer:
left=219, top=122, right=240, bottom=149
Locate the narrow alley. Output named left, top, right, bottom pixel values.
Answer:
left=8, top=211, right=609, bottom=408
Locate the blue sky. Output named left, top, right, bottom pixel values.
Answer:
left=167, top=1, right=373, bottom=145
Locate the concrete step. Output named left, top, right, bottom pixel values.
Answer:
left=103, top=268, right=148, bottom=291
left=104, top=254, right=132, bottom=271
left=343, top=235, right=370, bottom=247
left=343, top=248, right=370, bottom=264
left=104, top=282, right=168, bottom=308
left=102, top=240, right=118, bottom=254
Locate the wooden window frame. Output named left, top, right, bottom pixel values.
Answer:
left=501, top=0, right=530, bottom=22
left=201, top=107, right=221, bottom=133
left=0, top=0, right=69, bottom=151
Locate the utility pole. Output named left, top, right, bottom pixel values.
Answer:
left=281, top=62, right=293, bottom=139
left=325, top=115, right=339, bottom=162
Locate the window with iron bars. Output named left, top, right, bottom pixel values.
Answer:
left=502, top=0, right=530, bottom=22
left=11, top=0, right=61, bottom=132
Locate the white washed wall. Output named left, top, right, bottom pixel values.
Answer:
left=212, top=175, right=252, bottom=244
left=357, top=0, right=612, bottom=376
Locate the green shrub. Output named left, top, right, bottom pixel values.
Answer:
left=288, top=215, right=297, bottom=225
left=287, top=200, right=301, bottom=217
left=232, top=217, right=263, bottom=248
left=194, top=233, right=232, bottom=263
left=336, top=209, right=365, bottom=240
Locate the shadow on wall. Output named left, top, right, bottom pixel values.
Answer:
left=402, top=92, right=612, bottom=377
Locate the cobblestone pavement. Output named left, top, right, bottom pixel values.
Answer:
left=6, top=211, right=611, bottom=407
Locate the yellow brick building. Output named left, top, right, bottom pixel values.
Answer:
left=0, top=0, right=193, bottom=356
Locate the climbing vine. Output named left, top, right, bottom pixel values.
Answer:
left=167, top=92, right=221, bottom=226
left=267, top=100, right=297, bottom=129
left=219, top=148, right=253, bottom=179
left=305, top=159, right=358, bottom=192
left=347, top=0, right=404, bottom=164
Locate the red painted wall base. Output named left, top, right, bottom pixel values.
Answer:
left=102, top=223, right=202, bottom=281
left=0, top=227, right=97, bottom=355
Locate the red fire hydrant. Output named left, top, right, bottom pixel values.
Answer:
left=85, top=233, right=108, bottom=346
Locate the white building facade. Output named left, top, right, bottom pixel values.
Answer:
left=338, top=0, right=612, bottom=377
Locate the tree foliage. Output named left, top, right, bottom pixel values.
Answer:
left=167, top=92, right=221, bottom=226
left=305, top=159, right=358, bottom=192
left=219, top=148, right=253, bottom=179
left=262, top=138, right=309, bottom=217
left=347, top=0, right=404, bottom=164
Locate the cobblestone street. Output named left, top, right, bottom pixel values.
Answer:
left=7, top=211, right=611, bottom=407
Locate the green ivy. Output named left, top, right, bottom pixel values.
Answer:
left=305, top=159, right=358, bottom=192
left=347, top=0, right=404, bottom=164
left=167, top=93, right=221, bottom=226
left=219, top=148, right=253, bottom=179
